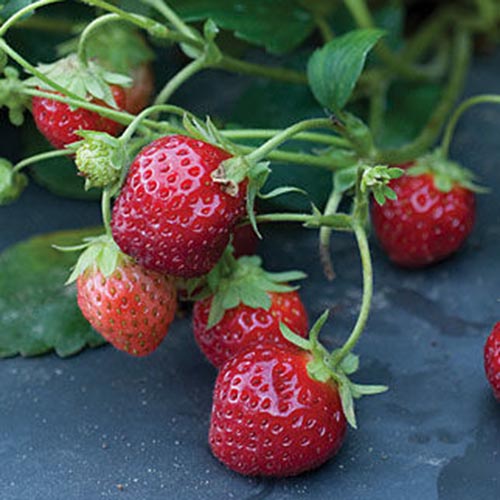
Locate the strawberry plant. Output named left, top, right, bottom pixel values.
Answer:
left=1, top=0, right=500, bottom=480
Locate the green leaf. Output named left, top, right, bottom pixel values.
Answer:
left=0, top=0, right=37, bottom=19
left=0, top=228, right=106, bottom=358
left=334, top=165, right=358, bottom=194
left=169, top=0, right=315, bottom=55
left=307, top=29, right=385, bottom=112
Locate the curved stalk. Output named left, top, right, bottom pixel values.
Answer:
left=441, top=94, right=500, bottom=157
left=332, top=222, right=373, bottom=365
left=375, top=29, right=471, bottom=164
left=0, top=0, right=62, bottom=37
left=13, top=149, right=72, bottom=173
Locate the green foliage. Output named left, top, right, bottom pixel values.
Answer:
left=307, top=29, right=385, bottom=112
left=168, top=0, right=315, bottom=55
left=0, top=228, right=106, bottom=358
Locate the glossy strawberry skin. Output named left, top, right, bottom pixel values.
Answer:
left=193, top=290, right=308, bottom=368
left=371, top=170, right=475, bottom=267
left=484, top=323, right=500, bottom=400
left=232, top=224, right=259, bottom=258
left=123, top=63, right=154, bottom=115
left=32, top=85, right=126, bottom=150
left=209, top=344, right=347, bottom=477
left=77, top=260, right=177, bottom=356
left=111, top=135, right=247, bottom=278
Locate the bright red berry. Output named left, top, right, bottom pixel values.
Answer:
left=484, top=323, right=500, bottom=400
left=193, top=290, right=308, bottom=368
left=77, top=258, right=177, bottom=356
left=209, top=344, right=347, bottom=477
left=111, top=135, right=247, bottom=278
left=371, top=164, right=476, bottom=267
left=32, top=85, right=126, bottom=150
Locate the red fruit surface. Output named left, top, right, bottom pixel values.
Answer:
left=232, top=224, right=259, bottom=258
left=209, top=344, right=347, bottom=477
left=124, top=63, right=154, bottom=115
left=193, top=290, right=308, bottom=368
left=371, top=169, right=475, bottom=267
left=32, top=85, right=126, bottom=150
left=484, top=322, right=500, bottom=400
left=77, top=260, right=177, bottom=356
left=111, top=135, right=247, bottom=278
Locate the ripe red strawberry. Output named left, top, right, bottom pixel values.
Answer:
left=232, top=224, right=259, bottom=258
left=484, top=323, right=500, bottom=400
left=111, top=135, right=247, bottom=278
left=371, top=159, right=477, bottom=267
left=209, top=344, right=347, bottom=476
left=208, top=310, right=387, bottom=477
left=194, top=290, right=308, bottom=368
left=32, top=85, right=126, bottom=150
left=28, top=55, right=130, bottom=150
left=124, top=63, right=154, bottom=115
left=69, top=237, right=177, bottom=356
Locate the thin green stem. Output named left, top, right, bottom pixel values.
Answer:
left=14, top=15, right=75, bottom=34
left=216, top=55, right=307, bottom=85
left=0, top=39, right=82, bottom=100
left=319, top=188, right=343, bottom=280
left=223, top=129, right=350, bottom=147
left=120, top=104, right=187, bottom=142
left=376, top=29, right=471, bottom=164
left=77, top=13, right=122, bottom=65
left=246, top=118, right=335, bottom=163
left=244, top=212, right=353, bottom=230
left=0, top=0, right=62, bottom=37
left=314, top=15, right=334, bottom=43
left=13, top=149, right=72, bottom=173
left=236, top=145, right=340, bottom=171
left=368, top=80, right=387, bottom=138
left=83, top=0, right=193, bottom=44
left=101, top=188, right=112, bottom=236
left=332, top=221, right=373, bottom=364
left=154, top=57, right=207, bottom=105
left=142, top=0, right=200, bottom=41
left=441, top=94, right=500, bottom=157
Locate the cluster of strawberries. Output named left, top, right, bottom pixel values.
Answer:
left=27, top=49, right=499, bottom=477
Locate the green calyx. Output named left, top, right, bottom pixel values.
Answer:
left=0, top=158, right=27, bottom=204
left=58, top=23, right=154, bottom=75
left=0, top=66, right=29, bottom=125
left=408, top=150, right=486, bottom=193
left=281, top=310, right=387, bottom=429
left=189, top=248, right=306, bottom=329
left=55, top=234, right=127, bottom=285
left=73, top=131, right=127, bottom=190
left=25, top=54, right=132, bottom=108
left=362, top=164, right=404, bottom=206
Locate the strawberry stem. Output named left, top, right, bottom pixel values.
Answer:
left=119, top=104, right=187, bottom=143
left=246, top=118, right=337, bottom=164
left=0, top=39, right=82, bottom=100
left=101, top=188, right=112, bottom=236
left=12, top=149, right=73, bottom=173
left=441, top=94, right=500, bottom=157
left=77, top=13, right=121, bottom=66
left=223, top=129, right=350, bottom=148
left=154, top=57, right=207, bottom=105
left=0, top=0, right=62, bottom=37
left=374, top=29, right=471, bottom=164
left=332, top=221, right=373, bottom=366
